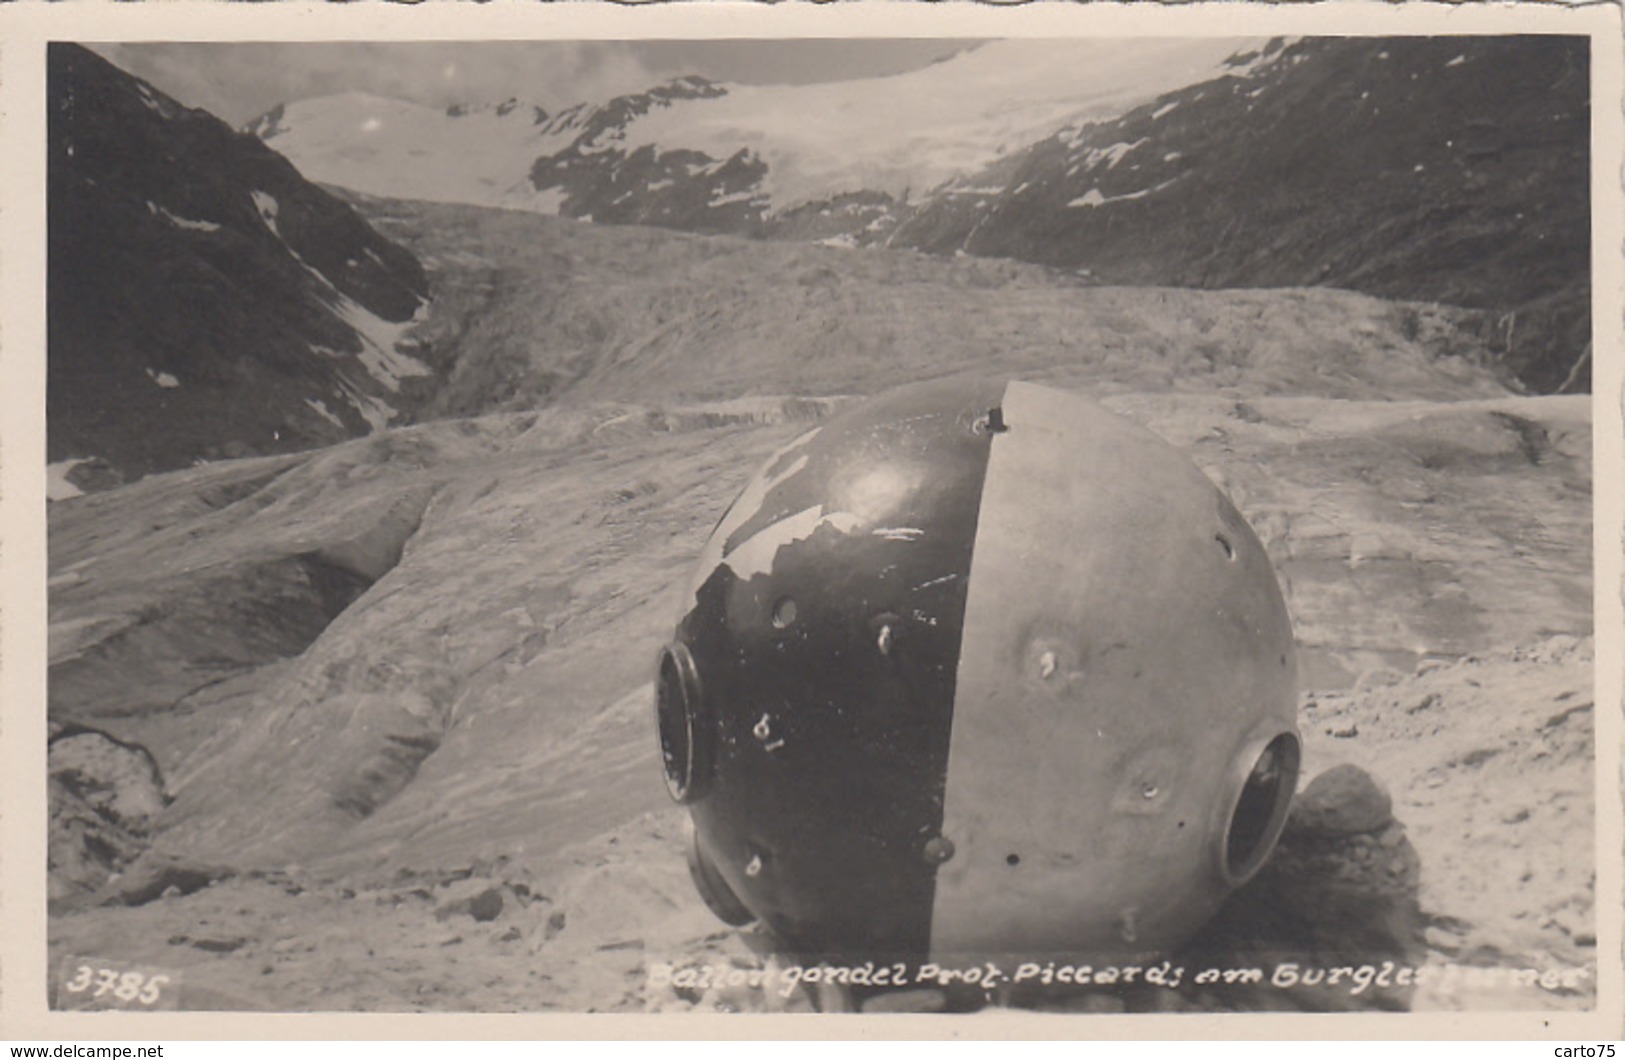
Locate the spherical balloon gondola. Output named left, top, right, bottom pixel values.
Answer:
left=656, top=378, right=1300, bottom=970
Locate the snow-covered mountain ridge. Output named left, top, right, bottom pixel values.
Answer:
left=249, top=38, right=1266, bottom=218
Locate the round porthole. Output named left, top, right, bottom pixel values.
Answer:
left=1220, top=731, right=1300, bottom=885
left=655, top=643, right=711, bottom=803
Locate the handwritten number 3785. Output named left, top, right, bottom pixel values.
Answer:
left=63, top=964, right=169, bottom=1005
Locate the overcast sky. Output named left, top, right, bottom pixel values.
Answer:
left=92, top=40, right=983, bottom=127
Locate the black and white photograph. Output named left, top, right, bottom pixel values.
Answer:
left=6, top=0, right=1621, bottom=1036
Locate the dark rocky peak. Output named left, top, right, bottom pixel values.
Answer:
left=519, top=73, right=766, bottom=233
left=659, top=74, right=728, bottom=100
left=541, top=100, right=588, bottom=132
left=56, top=45, right=426, bottom=320
left=49, top=43, right=434, bottom=484
left=545, top=76, right=732, bottom=150
left=242, top=101, right=287, bottom=140
left=446, top=96, right=538, bottom=120
left=1221, top=35, right=1291, bottom=68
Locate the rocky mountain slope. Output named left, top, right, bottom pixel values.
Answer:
left=49, top=44, right=431, bottom=490
left=888, top=36, right=1591, bottom=394
left=46, top=205, right=1594, bottom=1014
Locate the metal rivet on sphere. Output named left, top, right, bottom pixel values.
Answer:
left=771, top=596, right=798, bottom=629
